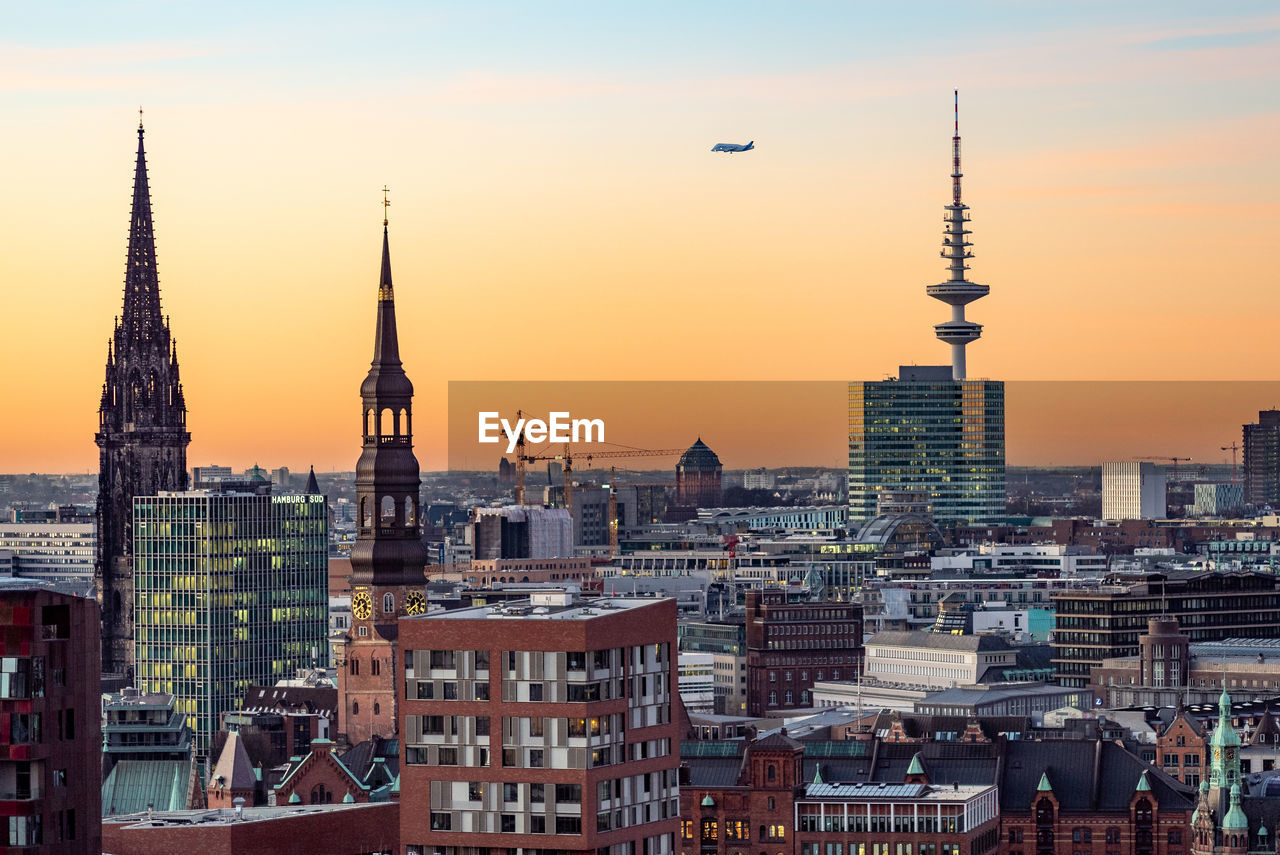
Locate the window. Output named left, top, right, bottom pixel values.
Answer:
left=438, top=747, right=457, bottom=765
left=468, top=782, right=483, bottom=801
left=530, top=815, right=546, bottom=834
left=530, top=783, right=544, bottom=803
left=501, top=815, right=516, bottom=833
left=556, top=783, right=582, bottom=803
left=556, top=817, right=582, bottom=835
left=529, top=683, right=543, bottom=701
left=430, top=813, right=451, bottom=831
left=476, top=716, right=490, bottom=735
left=682, top=820, right=695, bottom=841
left=504, top=782, right=519, bottom=802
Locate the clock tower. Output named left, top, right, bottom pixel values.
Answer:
left=337, top=204, right=429, bottom=745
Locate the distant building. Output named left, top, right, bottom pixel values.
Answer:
left=1244, top=409, right=1280, bottom=507
left=192, top=465, right=234, bottom=487
left=678, top=651, right=716, bottom=713
left=742, top=468, right=776, bottom=490
left=1051, top=570, right=1280, bottom=688
left=132, top=486, right=329, bottom=758
left=848, top=367, right=1005, bottom=526
left=675, top=438, right=723, bottom=509
left=398, top=591, right=679, bottom=855
left=472, top=506, right=573, bottom=559
left=0, top=520, right=95, bottom=592
left=1192, top=482, right=1245, bottom=516
left=0, top=581, right=101, bottom=853
left=744, top=587, right=863, bottom=716
left=1089, top=616, right=1280, bottom=708
left=1102, top=461, right=1166, bottom=519
left=679, top=621, right=747, bottom=715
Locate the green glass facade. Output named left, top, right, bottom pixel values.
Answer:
left=848, top=373, right=1006, bottom=526
left=132, top=491, right=329, bottom=758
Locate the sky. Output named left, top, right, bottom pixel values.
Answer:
left=2, top=2, right=1278, bottom=472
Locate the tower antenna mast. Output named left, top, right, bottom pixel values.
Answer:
left=927, top=90, right=990, bottom=380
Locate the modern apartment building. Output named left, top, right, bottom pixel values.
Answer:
left=132, top=487, right=329, bottom=757
left=398, top=592, right=680, bottom=855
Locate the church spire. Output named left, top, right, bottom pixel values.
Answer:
left=121, top=118, right=164, bottom=341
left=373, top=221, right=401, bottom=365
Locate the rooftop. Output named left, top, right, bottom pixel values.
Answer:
left=103, top=801, right=387, bottom=828
left=407, top=595, right=668, bottom=622
left=803, top=781, right=994, bottom=801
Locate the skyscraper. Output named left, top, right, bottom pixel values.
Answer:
left=1243, top=409, right=1280, bottom=508
left=336, top=209, right=430, bottom=744
left=132, top=483, right=329, bottom=759
left=847, top=95, right=1005, bottom=526
left=96, top=118, right=191, bottom=680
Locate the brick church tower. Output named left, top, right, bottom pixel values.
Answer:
left=336, top=207, right=430, bottom=745
left=95, top=117, right=191, bottom=680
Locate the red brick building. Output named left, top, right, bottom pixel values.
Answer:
left=398, top=592, right=680, bottom=855
left=0, top=582, right=100, bottom=853
left=101, top=801, right=398, bottom=855
left=681, top=721, right=1193, bottom=855
left=744, top=587, right=863, bottom=716
left=675, top=439, right=723, bottom=510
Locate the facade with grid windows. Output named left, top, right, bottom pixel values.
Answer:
left=132, top=488, right=328, bottom=759
left=398, top=592, right=680, bottom=855
left=848, top=368, right=1005, bottom=527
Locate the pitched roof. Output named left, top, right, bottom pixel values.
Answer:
left=101, top=760, right=191, bottom=815
left=210, top=731, right=257, bottom=791
left=1000, top=740, right=1193, bottom=812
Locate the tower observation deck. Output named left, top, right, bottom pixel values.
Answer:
left=926, top=90, right=989, bottom=380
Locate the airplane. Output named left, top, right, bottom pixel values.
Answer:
left=711, top=141, right=754, bottom=153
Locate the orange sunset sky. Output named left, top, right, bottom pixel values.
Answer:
left=2, top=3, right=1278, bottom=473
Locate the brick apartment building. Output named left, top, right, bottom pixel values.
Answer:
left=398, top=592, right=680, bottom=855
left=0, top=581, right=100, bottom=854
left=745, top=587, right=863, bottom=716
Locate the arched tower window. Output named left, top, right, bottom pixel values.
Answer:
left=399, top=408, right=409, bottom=438
left=361, top=497, right=371, bottom=528
left=380, top=407, right=394, bottom=439
left=381, top=495, right=395, bottom=523
left=383, top=592, right=395, bottom=614
left=364, top=409, right=373, bottom=438
left=405, top=496, right=416, bottom=527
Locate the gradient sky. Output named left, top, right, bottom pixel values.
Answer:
left=3, top=2, right=1278, bottom=472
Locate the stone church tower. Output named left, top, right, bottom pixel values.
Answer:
left=336, top=211, right=429, bottom=744
left=95, top=119, right=191, bottom=679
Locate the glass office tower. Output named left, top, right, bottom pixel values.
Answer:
left=132, top=488, right=328, bottom=758
left=848, top=366, right=1005, bottom=526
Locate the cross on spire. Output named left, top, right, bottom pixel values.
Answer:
left=382, top=185, right=390, bottom=227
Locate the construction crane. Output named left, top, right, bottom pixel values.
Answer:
left=1221, top=442, right=1241, bottom=483
left=1133, top=456, right=1192, bottom=483
left=514, top=438, right=683, bottom=514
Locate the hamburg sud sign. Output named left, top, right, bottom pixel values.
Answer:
left=477, top=412, right=606, bottom=454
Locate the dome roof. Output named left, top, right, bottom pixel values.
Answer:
left=678, top=438, right=722, bottom=471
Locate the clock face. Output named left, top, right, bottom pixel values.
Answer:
left=352, top=591, right=373, bottom=620
left=405, top=590, right=427, bottom=616
left=1226, top=749, right=1235, bottom=760
left=1215, top=748, right=1222, bottom=761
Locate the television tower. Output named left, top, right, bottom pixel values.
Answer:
left=927, top=90, right=989, bottom=380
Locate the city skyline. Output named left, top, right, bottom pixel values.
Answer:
left=3, top=3, right=1278, bottom=472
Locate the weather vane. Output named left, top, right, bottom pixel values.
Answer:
left=138, top=106, right=144, bottom=130
left=382, top=185, right=390, bottom=226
